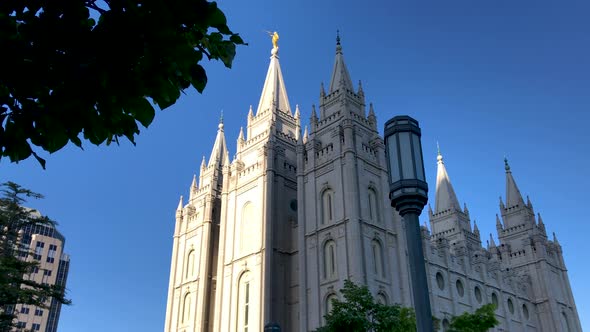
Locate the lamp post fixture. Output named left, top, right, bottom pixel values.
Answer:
left=384, top=115, right=433, bottom=332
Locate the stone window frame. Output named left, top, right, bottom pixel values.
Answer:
left=371, top=238, right=385, bottom=278
left=435, top=271, right=445, bottom=291
left=320, top=186, right=335, bottom=225
left=322, top=238, right=338, bottom=280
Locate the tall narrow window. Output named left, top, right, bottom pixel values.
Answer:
left=325, top=294, right=338, bottom=315
left=322, top=190, right=334, bottom=224
left=244, top=282, right=250, bottom=332
left=368, top=189, right=379, bottom=222
left=372, top=240, right=384, bottom=277
left=323, top=240, right=337, bottom=279
left=182, top=292, right=191, bottom=324
left=240, top=202, right=256, bottom=253
left=185, top=250, right=195, bottom=279
left=238, top=272, right=252, bottom=332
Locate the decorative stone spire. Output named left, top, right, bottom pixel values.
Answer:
left=463, top=202, right=470, bottom=217
left=176, top=195, right=184, bottom=218
left=200, top=155, right=206, bottom=170
left=496, top=214, right=503, bottom=230
left=256, top=35, right=292, bottom=116
left=504, top=157, right=525, bottom=208
left=303, top=126, right=309, bottom=144
left=248, top=105, right=254, bottom=118
left=434, top=148, right=461, bottom=213
left=238, top=126, right=245, bottom=142
left=320, top=82, right=326, bottom=98
left=310, top=104, right=318, bottom=130
left=207, top=116, right=228, bottom=168
left=328, top=32, right=354, bottom=93
left=473, top=220, right=480, bottom=236
left=357, top=80, right=364, bottom=95
left=294, top=104, right=300, bottom=119
left=489, top=234, right=496, bottom=248
left=552, top=232, right=558, bottom=243
left=189, top=174, right=197, bottom=200
left=367, top=103, right=376, bottom=128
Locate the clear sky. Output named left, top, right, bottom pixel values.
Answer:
left=2, top=0, right=590, bottom=331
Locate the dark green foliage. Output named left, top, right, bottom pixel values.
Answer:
left=448, top=303, right=498, bottom=332
left=317, top=280, right=499, bottom=332
left=0, top=1, right=245, bottom=168
left=0, top=182, right=70, bottom=331
left=316, top=280, right=416, bottom=332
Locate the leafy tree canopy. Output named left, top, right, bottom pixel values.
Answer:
left=317, top=280, right=499, bottom=332
left=0, top=182, right=70, bottom=330
left=0, top=0, right=245, bottom=168
left=448, top=303, right=499, bottom=332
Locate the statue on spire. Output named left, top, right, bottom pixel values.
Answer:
left=266, top=31, right=279, bottom=49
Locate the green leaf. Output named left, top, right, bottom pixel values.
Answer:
left=130, top=97, right=155, bottom=128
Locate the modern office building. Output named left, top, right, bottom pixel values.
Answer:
left=12, top=211, right=70, bottom=332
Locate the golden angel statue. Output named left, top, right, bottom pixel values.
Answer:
left=266, top=31, right=279, bottom=49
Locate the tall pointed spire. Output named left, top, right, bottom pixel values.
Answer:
left=434, top=147, right=461, bottom=213
left=256, top=33, right=291, bottom=115
left=328, top=31, right=354, bottom=93
left=208, top=116, right=228, bottom=168
left=504, top=157, right=525, bottom=208
left=489, top=234, right=496, bottom=248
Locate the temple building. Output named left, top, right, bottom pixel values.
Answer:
left=164, top=36, right=581, bottom=332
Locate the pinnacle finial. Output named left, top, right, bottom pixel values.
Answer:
left=336, top=29, right=341, bottom=45
left=504, top=156, right=510, bottom=171
left=219, top=110, right=224, bottom=129
left=436, top=141, right=443, bottom=162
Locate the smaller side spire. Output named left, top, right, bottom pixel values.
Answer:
left=248, top=105, right=254, bottom=118
left=357, top=80, right=364, bottom=96
left=311, top=104, right=318, bottom=130
left=238, top=126, right=245, bottom=141
left=200, top=156, right=206, bottom=170
left=489, top=234, right=496, bottom=248
left=463, top=202, right=470, bottom=217
left=176, top=195, right=184, bottom=219
left=294, top=104, right=300, bottom=119
left=473, top=220, right=480, bottom=236
left=320, top=82, right=326, bottom=98
left=303, top=126, right=309, bottom=144
left=496, top=214, right=504, bottom=234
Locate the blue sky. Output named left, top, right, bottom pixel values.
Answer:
left=2, top=0, right=590, bottom=331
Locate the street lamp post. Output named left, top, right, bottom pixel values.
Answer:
left=384, top=116, right=433, bottom=332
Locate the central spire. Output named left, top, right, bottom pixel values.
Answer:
left=504, top=158, right=525, bottom=208
left=434, top=148, right=461, bottom=213
left=207, top=115, right=228, bottom=167
left=255, top=32, right=292, bottom=116
left=328, top=31, right=354, bottom=93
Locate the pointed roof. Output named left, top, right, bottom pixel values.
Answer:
left=208, top=118, right=228, bottom=168
left=328, top=32, right=354, bottom=93
left=435, top=149, right=461, bottom=213
left=256, top=45, right=291, bottom=115
left=504, top=158, right=525, bottom=208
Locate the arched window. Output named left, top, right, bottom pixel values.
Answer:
left=455, top=279, right=464, bottom=297
left=325, top=293, right=338, bottom=315
left=238, top=272, right=252, bottom=332
left=240, top=202, right=255, bottom=252
left=491, top=292, right=499, bottom=308
left=371, top=240, right=384, bottom=277
left=323, top=240, right=337, bottom=279
left=185, top=250, right=195, bottom=279
left=182, top=292, right=191, bottom=324
left=436, top=272, right=445, bottom=290
left=474, top=286, right=482, bottom=303
left=368, top=188, right=379, bottom=222
left=442, top=319, right=450, bottom=332
left=322, top=190, right=334, bottom=224
left=376, top=292, right=388, bottom=305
